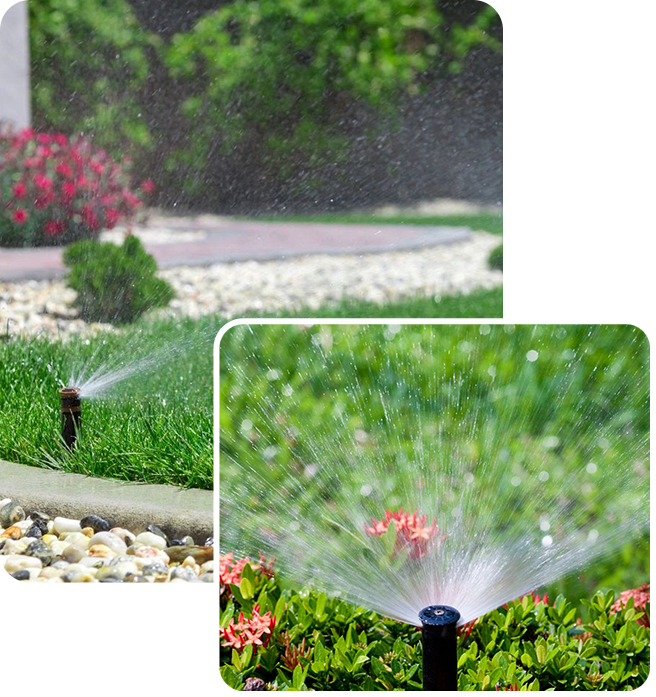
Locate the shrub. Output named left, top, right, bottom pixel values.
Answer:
left=219, top=557, right=650, bottom=691
left=162, top=0, right=501, bottom=201
left=63, top=235, right=174, bottom=324
left=489, top=243, right=503, bottom=270
left=29, top=0, right=156, bottom=154
left=0, top=127, right=155, bottom=247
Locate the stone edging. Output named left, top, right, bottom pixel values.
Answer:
left=0, top=459, right=213, bottom=542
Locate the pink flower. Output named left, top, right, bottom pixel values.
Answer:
left=44, top=219, right=65, bottom=236
left=35, top=191, right=56, bottom=208
left=33, top=173, right=53, bottom=190
left=81, top=205, right=100, bottom=231
left=611, top=583, right=650, bottom=627
left=365, top=508, right=442, bottom=559
left=52, top=133, right=69, bottom=147
left=62, top=181, right=77, bottom=203
left=104, top=208, right=121, bottom=228
left=140, top=179, right=156, bottom=194
left=37, top=133, right=52, bottom=145
left=55, top=161, right=73, bottom=178
left=12, top=182, right=28, bottom=198
left=12, top=209, right=28, bottom=224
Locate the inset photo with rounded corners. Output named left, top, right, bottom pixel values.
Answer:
left=218, top=323, right=649, bottom=690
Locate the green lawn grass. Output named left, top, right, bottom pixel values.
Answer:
left=285, top=287, right=502, bottom=318
left=0, top=288, right=500, bottom=490
left=246, top=212, right=503, bottom=236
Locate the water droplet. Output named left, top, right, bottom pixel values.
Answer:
left=541, top=535, right=553, bottom=547
left=360, top=484, right=372, bottom=496
left=241, top=419, right=253, bottom=432
left=586, top=462, right=598, bottom=474
left=510, top=476, right=521, bottom=487
left=526, top=350, right=539, bottom=362
left=538, top=471, right=549, bottom=482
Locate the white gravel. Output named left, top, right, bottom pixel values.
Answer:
left=0, top=233, right=501, bottom=340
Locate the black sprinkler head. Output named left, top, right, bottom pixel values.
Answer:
left=60, top=387, right=81, bottom=450
left=419, top=605, right=461, bottom=691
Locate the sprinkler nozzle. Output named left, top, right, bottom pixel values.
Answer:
left=419, top=605, right=460, bottom=691
left=59, top=387, right=81, bottom=450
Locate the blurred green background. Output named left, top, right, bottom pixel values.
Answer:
left=220, top=324, right=649, bottom=603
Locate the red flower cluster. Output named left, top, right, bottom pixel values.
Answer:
left=219, top=553, right=253, bottom=586
left=220, top=604, right=276, bottom=653
left=0, top=127, right=155, bottom=247
left=219, top=552, right=276, bottom=586
left=365, top=507, right=444, bottom=559
left=611, top=583, right=650, bottom=627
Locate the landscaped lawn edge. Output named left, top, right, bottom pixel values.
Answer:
left=0, top=459, right=213, bottom=542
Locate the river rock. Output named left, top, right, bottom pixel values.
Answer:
left=165, top=545, right=213, bottom=565
left=3, top=554, right=43, bottom=573
left=88, top=532, right=127, bottom=555
left=80, top=515, right=111, bottom=533
left=135, top=531, right=167, bottom=550
left=53, top=517, right=82, bottom=535
left=0, top=501, right=25, bottom=527
left=24, top=540, right=56, bottom=566
left=145, top=524, right=170, bottom=546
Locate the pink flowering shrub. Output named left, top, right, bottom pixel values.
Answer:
left=0, top=127, right=155, bottom=247
left=365, top=507, right=444, bottom=560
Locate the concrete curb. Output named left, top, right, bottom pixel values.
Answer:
left=0, top=459, right=213, bottom=543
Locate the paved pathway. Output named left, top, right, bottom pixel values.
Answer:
left=0, top=219, right=469, bottom=281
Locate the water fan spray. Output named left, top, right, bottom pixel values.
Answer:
left=419, top=605, right=460, bottom=690
left=59, top=387, right=81, bottom=450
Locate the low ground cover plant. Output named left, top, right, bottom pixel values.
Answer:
left=64, top=235, right=174, bottom=324
left=489, top=244, right=503, bottom=270
left=0, top=127, right=154, bottom=247
left=219, top=556, right=649, bottom=691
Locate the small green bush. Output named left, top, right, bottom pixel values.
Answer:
left=63, top=235, right=174, bottom=324
left=219, top=557, right=649, bottom=691
left=489, top=244, right=503, bottom=270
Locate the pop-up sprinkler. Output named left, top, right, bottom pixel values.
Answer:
left=419, top=605, right=461, bottom=690
left=59, top=387, right=81, bottom=450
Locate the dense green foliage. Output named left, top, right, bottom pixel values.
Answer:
left=63, top=236, right=174, bottom=324
left=163, top=0, right=498, bottom=190
left=29, top=0, right=500, bottom=204
left=29, top=0, right=156, bottom=153
left=220, top=562, right=649, bottom=690
left=489, top=243, right=503, bottom=270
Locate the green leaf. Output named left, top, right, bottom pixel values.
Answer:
left=240, top=575, right=254, bottom=600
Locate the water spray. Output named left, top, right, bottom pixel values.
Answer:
left=59, top=387, right=81, bottom=450
left=419, top=605, right=460, bottom=691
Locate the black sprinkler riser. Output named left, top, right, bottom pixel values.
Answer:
left=60, top=387, right=81, bottom=450
left=419, top=605, right=461, bottom=691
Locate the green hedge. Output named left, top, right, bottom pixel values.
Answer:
left=219, top=560, right=650, bottom=690
left=29, top=0, right=157, bottom=153
left=29, top=1, right=501, bottom=206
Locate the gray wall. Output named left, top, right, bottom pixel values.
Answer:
left=0, top=1, right=31, bottom=129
